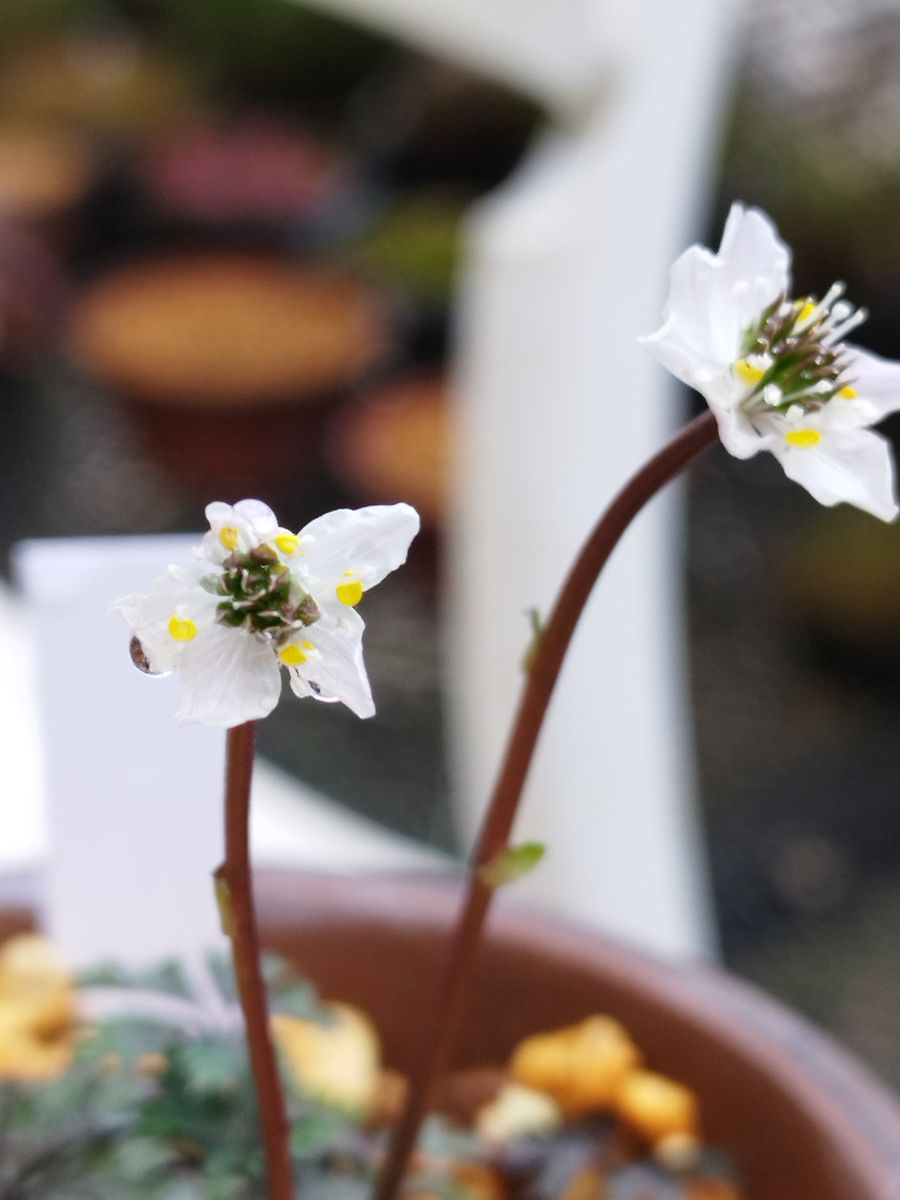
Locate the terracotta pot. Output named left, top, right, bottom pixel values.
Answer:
left=4, top=872, right=900, bottom=1198
left=255, top=870, right=900, bottom=1200
left=65, top=254, right=393, bottom=498
left=326, top=372, right=448, bottom=593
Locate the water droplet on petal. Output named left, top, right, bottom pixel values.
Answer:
left=129, top=636, right=169, bottom=676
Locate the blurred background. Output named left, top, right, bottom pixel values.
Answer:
left=3, top=0, right=900, bottom=1087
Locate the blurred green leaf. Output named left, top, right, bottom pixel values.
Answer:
left=478, top=842, right=546, bottom=889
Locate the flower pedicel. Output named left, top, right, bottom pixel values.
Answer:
left=641, top=202, right=900, bottom=520
left=109, top=206, right=900, bottom=1200
left=118, top=497, right=419, bottom=1200
left=376, top=203, right=900, bottom=1199
left=117, top=499, right=420, bottom=727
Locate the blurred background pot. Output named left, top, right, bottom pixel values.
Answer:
left=327, top=372, right=448, bottom=589
left=134, top=115, right=364, bottom=250
left=66, top=252, right=392, bottom=498
left=0, top=121, right=98, bottom=255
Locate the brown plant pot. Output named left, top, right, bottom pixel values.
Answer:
left=65, top=254, right=393, bottom=498
left=4, top=872, right=900, bottom=1198
left=255, top=870, right=900, bottom=1200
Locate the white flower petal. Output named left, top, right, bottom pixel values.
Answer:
left=716, top=204, right=790, bottom=326
left=288, top=608, right=375, bottom=719
left=842, top=346, right=900, bottom=420
left=770, top=426, right=898, bottom=521
left=641, top=204, right=791, bottom=385
left=233, top=499, right=278, bottom=535
left=697, top=371, right=772, bottom=459
left=641, top=247, right=733, bottom=383
left=115, top=567, right=217, bottom=674
left=177, top=625, right=282, bottom=726
left=297, top=504, right=420, bottom=595
left=640, top=310, right=709, bottom=388
left=200, top=499, right=279, bottom=563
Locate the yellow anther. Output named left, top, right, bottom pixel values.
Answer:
left=336, top=580, right=364, bottom=607
left=785, top=428, right=822, bottom=449
left=796, top=300, right=818, bottom=324
left=275, top=533, right=299, bottom=556
left=279, top=644, right=308, bottom=666
left=734, top=359, right=765, bottom=386
left=302, top=640, right=314, bottom=650
left=219, top=526, right=239, bottom=550
left=839, top=385, right=857, bottom=399
left=168, top=615, right=197, bottom=642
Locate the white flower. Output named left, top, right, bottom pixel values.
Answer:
left=641, top=202, right=900, bottom=521
left=116, top=501, right=420, bottom=727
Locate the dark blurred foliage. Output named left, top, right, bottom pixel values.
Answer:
left=158, top=0, right=400, bottom=114
left=721, top=0, right=900, bottom=316
left=695, top=0, right=900, bottom=1083
left=0, top=0, right=90, bottom=41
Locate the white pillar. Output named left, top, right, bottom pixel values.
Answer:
left=14, top=536, right=226, bottom=967
left=296, top=0, right=739, bottom=955
left=449, top=4, right=738, bottom=957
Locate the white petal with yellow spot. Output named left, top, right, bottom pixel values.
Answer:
left=294, top=504, right=420, bottom=601
left=642, top=203, right=900, bottom=520
left=200, top=500, right=280, bottom=564
left=115, top=566, right=219, bottom=677
left=118, top=501, right=419, bottom=726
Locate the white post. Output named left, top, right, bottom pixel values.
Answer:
left=300, top=0, right=738, bottom=957
left=0, top=582, right=45, bottom=907
left=14, top=536, right=226, bottom=967
left=449, top=7, right=737, bottom=958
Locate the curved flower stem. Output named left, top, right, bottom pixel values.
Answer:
left=376, top=410, right=718, bottom=1200
left=217, top=721, right=294, bottom=1200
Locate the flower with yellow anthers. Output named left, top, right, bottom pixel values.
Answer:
left=641, top=203, right=900, bottom=520
left=116, top=499, right=419, bottom=726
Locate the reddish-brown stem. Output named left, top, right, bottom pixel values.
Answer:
left=218, top=721, right=294, bottom=1200
left=376, top=410, right=718, bottom=1200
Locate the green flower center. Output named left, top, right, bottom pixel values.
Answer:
left=735, top=284, right=865, bottom=415
left=213, top=544, right=320, bottom=638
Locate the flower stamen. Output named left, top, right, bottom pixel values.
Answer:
left=278, top=644, right=308, bottom=666
left=216, top=548, right=320, bottom=635
left=168, top=615, right=198, bottom=642
left=784, top=429, right=822, bottom=449
left=734, top=358, right=766, bottom=386
left=336, top=571, right=364, bottom=607
left=794, top=282, right=844, bottom=331
left=737, top=282, right=865, bottom=418
left=823, top=307, right=868, bottom=346
left=762, top=383, right=783, bottom=407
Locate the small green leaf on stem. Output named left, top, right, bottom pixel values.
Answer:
left=213, top=869, right=234, bottom=937
left=521, top=608, right=544, bottom=673
left=478, top=842, right=546, bottom=889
